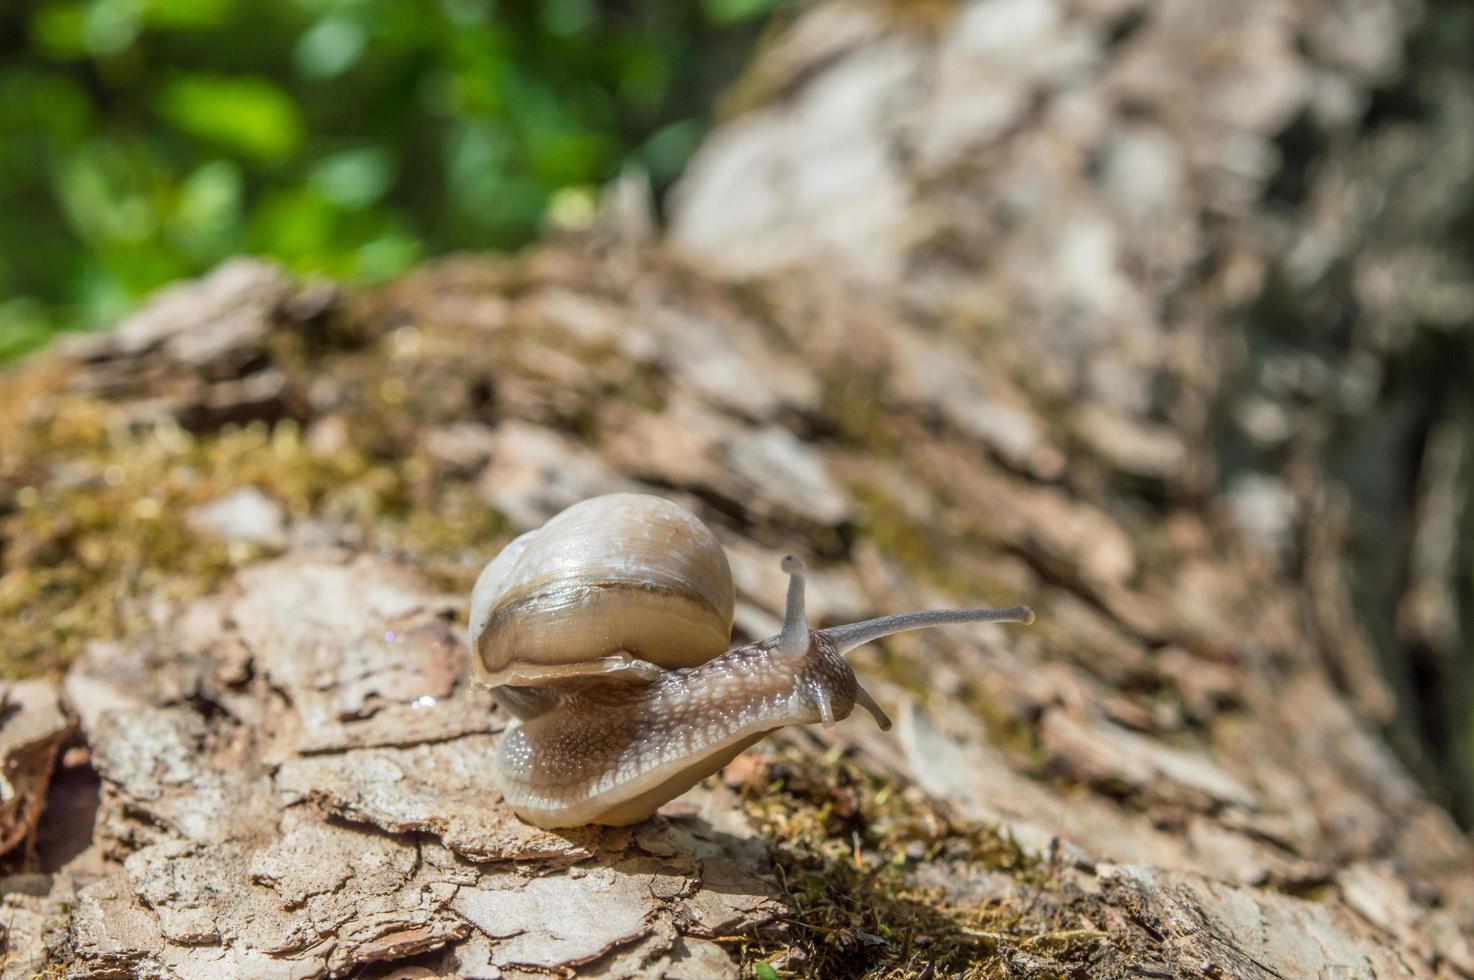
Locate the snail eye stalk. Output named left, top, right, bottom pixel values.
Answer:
left=822, top=605, right=1034, bottom=656
left=779, top=554, right=809, bottom=657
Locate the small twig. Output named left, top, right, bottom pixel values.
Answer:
left=1019, top=832, right=1064, bottom=920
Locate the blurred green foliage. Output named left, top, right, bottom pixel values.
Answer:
left=0, top=0, right=782, bottom=359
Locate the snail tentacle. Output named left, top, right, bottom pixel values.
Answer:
left=778, top=554, right=809, bottom=657
left=822, top=605, right=1035, bottom=656
left=852, top=681, right=893, bottom=731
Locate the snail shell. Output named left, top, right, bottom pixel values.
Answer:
left=470, top=492, right=1033, bottom=829
left=469, top=493, right=734, bottom=687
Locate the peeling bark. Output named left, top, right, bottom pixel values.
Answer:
left=0, top=682, right=71, bottom=858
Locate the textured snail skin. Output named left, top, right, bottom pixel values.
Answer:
left=494, top=631, right=860, bottom=828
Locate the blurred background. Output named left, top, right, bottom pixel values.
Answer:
left=0, top=0, right=780, bottom=359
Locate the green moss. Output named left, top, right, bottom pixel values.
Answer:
left=722, top=746, right=1104, bottom=978
left=955, top=682, right=1049, bottom=769
left=823, top=379, right=906, bottom=455
left=0, top=361, right=508, bottom=677
left=844, top=477, right=1031, bottom=605
left=846, top=482, right=938, bottom=576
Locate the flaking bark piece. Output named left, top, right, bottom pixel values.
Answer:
left=228, top=554, right=499, bottom=754
left=0, top=680, right=72, bottom=858
left=275, top=737, right=601, bottom=865
left=64, top=258, right=291, bottom=369
left=1098, top=865, right=1427, bottom=979
left=452, top=862, right=661, bottom=969
left=0, top=889, right=72, bottom=978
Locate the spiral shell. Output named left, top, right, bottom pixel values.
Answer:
left=469, top=493, right=735, bottom=688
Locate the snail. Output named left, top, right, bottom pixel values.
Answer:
left=469, top=493, right=1033, bottom=829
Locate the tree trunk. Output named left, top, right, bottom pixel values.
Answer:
left=2, top=1, right=1473, bottom=977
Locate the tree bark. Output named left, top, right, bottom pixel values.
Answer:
left=2, top=0, right=1473, bottom=977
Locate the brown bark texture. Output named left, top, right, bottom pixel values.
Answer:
left=2, top=1, right=1473, bottom=978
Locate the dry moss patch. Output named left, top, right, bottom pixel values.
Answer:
left=724, top=745, right=1109, bottom=979
left=0, top=374, right=504, bottom=678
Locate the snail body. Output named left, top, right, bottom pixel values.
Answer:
left=470, top=493, right=1032, bottom=829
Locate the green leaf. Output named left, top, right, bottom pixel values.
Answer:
left=140, top=0, right=238, bottom=31
left=167, top=159, right=243, bottom=259
left=527, top=128, right=613, bottom=185
left=72, top=257, right=140, bottom=324
left=0, top=68, right=94, bottom=156
left=246, top=186, right=337, bottom=263
left=0, top=298, right=61, bottom=361
left=294, top=16, right=368, bottom=80
left=542, top=0, right=597, bottom=37
left=439, top=0, right=489, bottom=28
left=353, top=231, right=422, bottom=283
left=155, top=74, right=304, bottom=163
left=55, top=140, right=160, bottom=246
left=545, top=184, right=597, bottom=230
left=308, top=147, right=395, bottom=209
left=640, top=119, right=703, bottom=183
left=29, top=2, right=91, bottom=60
left=701, top=0, right=784, bottom=25
left=619, top=48, right=672, bottom=114
left=84, top=0, right=143, bottom=56
left=753, top=962, right=780, bottom=980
